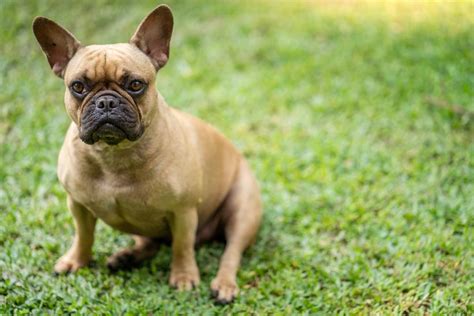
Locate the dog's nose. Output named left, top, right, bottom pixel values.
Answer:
left=96, top=95, right=119, bottom=111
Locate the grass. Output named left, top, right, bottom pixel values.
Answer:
left=1, top=0, right=473, bottom=314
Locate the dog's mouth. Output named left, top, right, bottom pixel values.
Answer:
left=80, top=118, right=144, bottom=145
left=92, top=122, right=127, bottom=145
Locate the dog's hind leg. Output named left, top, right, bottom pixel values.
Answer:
left=107, top=235, right=160, bottom=271
left=211, top=159, right=262, bottom=304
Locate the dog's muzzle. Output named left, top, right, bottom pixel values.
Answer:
left=79, top=90, right=144, bottom=145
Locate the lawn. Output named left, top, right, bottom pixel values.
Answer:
left=1, top=0, right=473, bottom=314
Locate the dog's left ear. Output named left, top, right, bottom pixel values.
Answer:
left=130, top=5, right=174, bottom=70
left=32, top=17, right=81, bottom=78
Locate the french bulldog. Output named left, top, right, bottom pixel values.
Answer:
left=32, top=4, right=262, bottom=304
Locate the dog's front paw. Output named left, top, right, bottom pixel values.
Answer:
left=54, top=253, right=90, bottom=274
left=211, top=276, right=239, bottom=304
left=169, top=269, right=200, bottom=291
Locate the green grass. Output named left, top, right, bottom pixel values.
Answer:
left=1, top=0, right=473, bottom=314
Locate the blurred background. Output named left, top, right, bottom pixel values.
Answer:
left=1, top=0, right=473, bottom=314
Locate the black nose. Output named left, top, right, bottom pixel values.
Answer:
left=96, top=95, right=119, bottom=111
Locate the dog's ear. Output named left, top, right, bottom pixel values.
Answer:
left=130, top=5, right=174, bottom=70
left=33, top=17, right=81, bottom=78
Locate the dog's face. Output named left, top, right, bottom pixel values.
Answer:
left=33, top=5, right=173, bottom=145
left=63, top=44, right=155, bottom=145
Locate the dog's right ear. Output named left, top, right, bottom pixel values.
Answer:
left=32, top=17, right=81, bottom=78
left=130, top=5, right=174, bottom=70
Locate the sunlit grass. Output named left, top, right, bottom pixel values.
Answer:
left=1, top=0, right=473, bottom=314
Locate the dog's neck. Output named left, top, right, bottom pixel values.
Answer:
left=77, top=92, right=176, bottom=174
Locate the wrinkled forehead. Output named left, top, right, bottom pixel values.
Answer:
left=65, top=44, right=155, bottom=83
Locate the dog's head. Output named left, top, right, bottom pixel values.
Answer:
left=33, top=5, right=173, bottom=145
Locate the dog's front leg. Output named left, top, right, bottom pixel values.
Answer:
left=169, top=208, right=200, bottom=290
left=54, top=195, right=96, bottom=274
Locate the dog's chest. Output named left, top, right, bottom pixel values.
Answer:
left=66, top=171, right=174, bottom=237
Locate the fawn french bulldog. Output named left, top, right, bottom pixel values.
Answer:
left=32, top=4, right=262, bottom=303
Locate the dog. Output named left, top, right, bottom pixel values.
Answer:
left=32, top=4, right=262, bottom=304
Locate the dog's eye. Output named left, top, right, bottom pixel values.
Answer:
left=71, top=81, right=85, bottom=94
left=128, top=80, right=145, bottom=93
